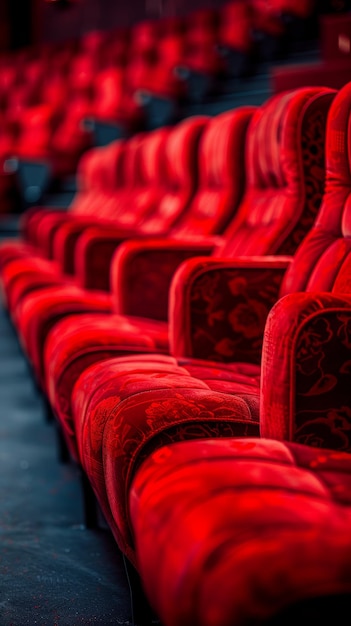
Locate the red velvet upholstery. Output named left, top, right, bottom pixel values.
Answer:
left=164, top=84, right=351, bottom=448
left=0, top=125, right=170, bottom=307
left=54, top=80, right=351, bottom=570
left=90, top=66, right=143, bottom=132
left=0, top=138, right=129, bottom=310
left=0, top=138, right=127, bottom=272
left=0, top=106, right=256, bottom=389
left=40, top=86, right=333, bottom=472
left=0, top=1, right=318, bottom=213
left=71, top=355, right=260, bottom=556
left=2, top=115, right=212, bottom=386
left=130, top=437, right=351, bottom=626
left=218, top=1, right=253, bottom=54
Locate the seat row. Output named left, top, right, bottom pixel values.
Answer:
left=1, top=78, right=351, bottom=624
left=0, top=0, right=320, bottom=214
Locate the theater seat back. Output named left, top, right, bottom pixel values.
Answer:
left=139, top=115, right=210, bottom=235
left=113, top=126, right=172, bottom=229
left=69, top=139, right=127, bottom=217
left=98, top=132, right=147, bottom=222
left=171, top=106, right=256, bottom=237
left=92, top=67, right=125, bottom=121
left=280, top=79, right=351, bottom=297
left=217, top=86, right=336, bottom=258
left=218, top=1, right=254, bottom=53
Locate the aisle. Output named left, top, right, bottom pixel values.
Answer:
left=0, top=298, right=132, bottom=625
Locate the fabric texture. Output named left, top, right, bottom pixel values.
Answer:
left=40, top=86, right=333, bottom=458
left=130, top=436, right=351, bottom=626
left=69, top=81, right=351, bottom=569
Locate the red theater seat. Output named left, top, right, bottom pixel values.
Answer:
left=130, top=437, right=351, bottom=626
left=25, top=139, right=127, bottom=251
left=8, top=106, right=257, bottom=397
left=217, top=1, right=255, bottom=77
left=0, top=138, right=128, bottom=292
left=126, top=4, right=253, bottom=105
left=89, top=66, right=144, bottom=134
left=66, top=79, right=351, bottom=571
left=0, top=115, right=208, bottom=316
left=39, top=86, right=334, bottom=466
left=249, top=0, right=317, bottom=60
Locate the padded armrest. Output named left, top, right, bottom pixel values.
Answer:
left=20, top=204, right=47, bottom=241
left=73, top=225, right=151, bottom=291
left=110, top=237, right=220, bottom=322
left=21, top=206, right=68, bottom=250
left=169, top=255, right=292, bottom=361
left=35, top=210, right=74, bottom=259
left=260, top=291, right=351, bottom=449
left=52, top=219, right=136, bottom=278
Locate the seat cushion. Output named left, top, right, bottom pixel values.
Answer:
left=70, top=356, right=260, bottom=561
left=44, top=315, right=170, bottom=459
left=44, top=312, right=261, bottom=460
left=130, top=437, right=351, bottom=626
left=15, top=285, right=113, bottom=389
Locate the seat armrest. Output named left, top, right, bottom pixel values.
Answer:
left=169, top=256, right=292, bottom=361
left=110, top=237, right=220, bottom=321
left=22, top=207, right=68, bottom=251
left=74, top=225, right=152, bottom=291
left=261, top=291, right=351, bottom=449
left=20, top=204, right=50, bottom=242
left=35, top=211, right=75, bottom=259
left=52, top=220, right=137, bottom=278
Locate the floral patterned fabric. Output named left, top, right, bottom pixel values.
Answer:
left=45, top=315, right=170, bottom=460
left=71, top=357, right=259, bottom=561
left=261, top=292, right=351, bottom=449
left=40, top=85, right=337, bottom=505
left=14, top=106, right=255, bottom=418
left=110, top=86, right=335, bottom=323
left=80, top=82, right=351, bottom=590
left=170, top=257, right=291, bottom=360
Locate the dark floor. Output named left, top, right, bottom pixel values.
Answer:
left=0, top=282, right=134, bottom=625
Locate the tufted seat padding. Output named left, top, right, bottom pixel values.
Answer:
left=129, top=436, right=351, bottom=626
left=42, top=85, right=335, bottom=453
left=1, top=106, right=256, bottom=396
left=65, top=80, right=351, bottom=569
